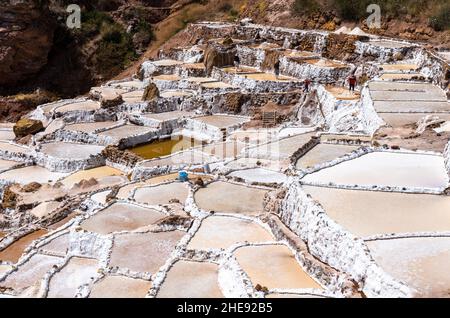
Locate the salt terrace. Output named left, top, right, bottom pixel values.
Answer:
left=0, top=20, right=449, bottom=298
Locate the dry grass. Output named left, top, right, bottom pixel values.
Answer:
left=114, top=0, right=244, bottom=79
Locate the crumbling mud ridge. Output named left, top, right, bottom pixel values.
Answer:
left=0, top=21, right=449, bottom=298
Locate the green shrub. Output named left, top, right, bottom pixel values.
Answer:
left=219, top=3, right=233, bottom=12
left=229, top=8, right=239, bottom=18
left=103, top=27, right=123, bottom=44
left=292, top=0, right=321, bottom=15
left=429, top=3, right=450, bottom=31
left=333, top=0, right=372, bottom=21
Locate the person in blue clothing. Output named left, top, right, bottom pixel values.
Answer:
left=178, top=170, right=189, bottom=182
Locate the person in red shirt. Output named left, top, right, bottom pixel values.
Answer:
left=348, top=75, right=357, bottom=92
left=304, top=78, right=311, bottom=92
left=274, top=60, right=280, bottom=79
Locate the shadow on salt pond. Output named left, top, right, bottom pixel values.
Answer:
left=129, top=136, right=206, bottom=159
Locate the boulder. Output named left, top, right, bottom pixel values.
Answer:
left=142, top=83, right=160, bottom=101
left=100, top=94, right=124, bottom=108
left=156, top=215, right=193, bottom=228
left=2, top=185, right=17, bottom=209
left=13, top=118, right=44, bottom=138
left=21, top=182, right=42, bottom=193
left=73, top=178, right=98, bottom=189
left=194, top=177, right=205, bottom=187
left=101, top=145, right=142, bottom=167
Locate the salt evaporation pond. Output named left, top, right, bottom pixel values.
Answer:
left=194, top=181, right=268, bottom=214
left=157, top=261, right=223, bottom=298
left=200, top=141, right=245, bottom=159
left=56, top=100, right=100, bottom=113
left=29, top=201, right=64, bottom=218
left=0, top=159, right=19, bottom=171
left=81, top=202, right=164, bottom=234
left=109, top=231, right=185, bottom=273
left=60, top=166, right=124, bottom=188
left=122, top=90, right=144, bottom=103
left=139, top=150, right=214, bottom=167
left=0, top=141, right=31, bottom=155
left=109, top=80, right=144, bottom=90
left=89, top=276, right=151, bottom=298
left=90, top=190, right=111, bottom=205
left=380, top=113, right=450, bottom=128
left=159, top=90, right=193, bottom=98
left=228, top=168, right=287, bottom=184
left=0, top=166, right=68, bottom=184
left=47, top=257, right=98, bottom=298
left=301, top=152, right=449, bottom=189
left=0, top=254, right=62, bottom=293
left=0, top=230, right=48, bottom=263
left=0, top=130, right=15, bottom=141
left=140, top=110, right=193, bottom=122
left=66, top=121, right=117, bottom=133
left=249, top=133, right=315, bottom=159
left=134, top=182, right=189, bottom=205
left=188, top=216, right=273, bottom=250
left=303, top=186, right=450, bottom=237
left=229, top=129, right=276, bottom=144
left=296, top=144, right=359, bottom=169
left=379, top=64, right=418, bottom=71
left=194, top=115, right=249, bottom=128
left=366, top=237, right=450, bottom=297
left=40, top=142, right=104, bottom=160
left=234, top=245, right=322, bottom=290
left=97, top=124, right=155, bottom=142
left=225, top=157, right=282, bottom=171
left=39, top=234, right=69, bottom=257
left=116, top=173, right=211, bottom=199
left=130, top=136, right=205, bottom=159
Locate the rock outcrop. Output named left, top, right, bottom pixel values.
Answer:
left=13, top=118, right=44, bottom=138
left=204, top=40, right=237, bottom=75
left=21, top=182, right=42, bottom=193
left=2, top=185, right=18, bottom=209
left=0, top=0, right=56, bottom=89
left=142, top=83, right=160, bottom=101
left=102, top=145, right=142, bottom=167
left=100, top=94, right=124, bottom=109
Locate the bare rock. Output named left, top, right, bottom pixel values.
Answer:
left=101, top=145, right=142, bottom=167
left=194, top=177, right=205, bottom=187
left=0, top=1, right=56, bottom=88
left=21, top=182, right=42, bottom=193
left=142, top=83, right=160, bottom=101
left=156, top=215, right=193, bottom=228
left=204, top=41, right=236, bottom=75
left=13, top=118, right=44, bottom=138
left=73, top=178, right=98, bottom=189
left=323, top=33, right=361, bottom=61
left=2, top=185, right=18, bottom=209
left=100, top=94, right=124, bottom=108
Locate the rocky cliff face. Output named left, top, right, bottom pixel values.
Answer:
left=0, top=0, right=56, bottom=90
left=0, top=0, right=183, bottom=98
